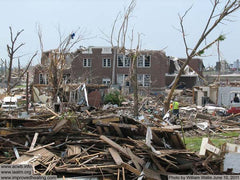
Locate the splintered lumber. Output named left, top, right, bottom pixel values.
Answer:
left=67, top=145, right=81, bottom=157
left=92, top=116, right=119, bottom=124
left=121, top=162, right=141, bottom=176
left=45, top=105, right=60, bottom=117
left=150, top=154, right=166, bottom=173
left=52, top=119, right=68, bottom=133
left=222, top=112, right=240, bottom=121
left=29, top=132, right=39, bottom=151
left=55, top=164, right=120, bottom=173
left=0, top=136, right=28, bottom=149
left=76, top=152, right=106, bottom=161
left=97, top=126, right=103, bottom=134
left=27, top=142, right=55, bottom=153
left=122, top=167, right=126, bottom=180
left=199, top=138, right=221, bottom=156
left=85, top=110, right=91, bottom=116
left=143, top=168, right=162, bottom=180
left=109, top=148, right=123, bottom=165
left=112, top=124, right=124, bottom=137
left=126, top=148, right=141, bottom=171
left=13, top=147, right=20, bottom=159
left=100, top=135, right=145, bottom=166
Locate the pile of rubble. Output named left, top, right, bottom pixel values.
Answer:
left=0, top=90, right=239, bottom=179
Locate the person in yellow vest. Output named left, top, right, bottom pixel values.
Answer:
left=172, top=101, right=179, bottom=118
left=169, top=100, right=173, bottom=112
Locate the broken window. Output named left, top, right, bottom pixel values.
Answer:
left=39, top=73, right=48, bottom=85
left=63, top=74, right=71, bottom=84
left=117, top=74, right=129, bottom=86
left=117, top=55, right=130, bottom=67
left=137, top=74, right=151, bottom=87
left=83, top=59, right=91, bottom=67
left=102, top=58, right=111, bottom=67
left=137, top=55, right=151, bottom=67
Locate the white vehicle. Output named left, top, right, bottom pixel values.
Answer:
left=1, top=96, right=18, bottom=111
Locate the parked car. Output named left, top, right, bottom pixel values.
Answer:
left=1, top=96, right=18, bottom=111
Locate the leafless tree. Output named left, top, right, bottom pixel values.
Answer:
left=164, top=0, right=240, bottom=111
left=6, top=27, right=37, bottom=94
left=37, top=26, right=87, bottom=103
left=102, top=0, right=140, bottom=117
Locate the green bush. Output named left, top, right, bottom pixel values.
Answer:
left=104, top=91, right=124, bottom=106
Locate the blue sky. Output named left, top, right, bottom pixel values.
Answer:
left=0, top=0, right=239, bottom=67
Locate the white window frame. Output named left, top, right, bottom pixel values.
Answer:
left=137, top=55, right=151, bottom=68
left=117, top=55, right=130, bottom=67
left=137, top=74, right=151, bottom=87
left=117, top=74, right=129, bottom=86
left=39, top=73, right=48, bottom=85
left=83, top=58, right=91, bottom=67
left=102, top=58, right=111, bottom=67
left=102, top=78, right=111, bottom=85
left=101, top=47, right=112, bottom=54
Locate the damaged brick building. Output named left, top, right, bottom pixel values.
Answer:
left=33, top=47, right=204, bottom=91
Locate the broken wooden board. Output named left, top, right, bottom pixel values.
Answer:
left=12, top=147, right=57, bottom=166
left=92, top=117, right=119, bottom=124
left=29, top=132, right=39, bottom=151
left=52, top=119, right=68, bottom=133
left=67, top=145, right=81, bottom=157
left=121, top=162, right=141, bottom=176
left=55, top=164, right=120, bottom=173
left=108, top=148, right=123, bottom=165
left=100, top=135, right=145, bottom=166
left=199, top=138, right=221, bottom=156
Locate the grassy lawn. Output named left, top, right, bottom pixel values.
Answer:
left=15, top=85, right=26, bottom=88
left=184, top=131, right=240, bottom=152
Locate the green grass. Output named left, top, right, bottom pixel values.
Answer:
left=184, top=131, right=240, bottom=152
left=15, top=85, right=26, bottom=88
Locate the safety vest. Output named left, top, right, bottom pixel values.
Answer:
left=173, top=101, right=179, bottom=110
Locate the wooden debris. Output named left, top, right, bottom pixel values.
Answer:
left=109, top=148, right=123, bottom=165
left=29, top=132, right=39, bottom=151
left=199, top=138, right=221, bottom=156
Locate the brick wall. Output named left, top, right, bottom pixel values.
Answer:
left=71, top=47, right=169, bottom=89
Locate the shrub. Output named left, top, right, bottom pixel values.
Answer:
left=104, top=91, right=124, bottom=106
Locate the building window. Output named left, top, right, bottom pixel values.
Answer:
left=103, top=58, right=111, bottom=67
left=117, top=55, right=130, bottom=67
left=102, top=78, right=111, bottom=85
left=117, top=74, right=129, bottom=86
left=137, top=55, right=151, bottom=67
left=101, top=47, right=112, bottom=54
left=63, top=74, right=71, bottom=84
left=83, top=59, right=91, bottom=67
left=39, top=73, right=48, bottom=84
left=137, top=74, right=151, bottom=87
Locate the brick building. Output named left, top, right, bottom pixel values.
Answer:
left=71, top=47, right=169, bottom=91
left=166, top=57, right=205, bottom=89
left=33, top=47, right=204, bottom=91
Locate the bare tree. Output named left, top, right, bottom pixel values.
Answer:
left=102, top=0, right=140, bottom=117
left=37, top=26, right=87, bottom=103
left=6, top=27, right=37, bottom=94
left=6, top=27, right=24, bottom=94
left=164, top=0, right=240, bottom=111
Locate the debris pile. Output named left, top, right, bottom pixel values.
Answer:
left=0, top=88, right=240, bottom=179
left=0, top=105, right=219, bottom=179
